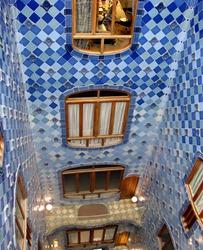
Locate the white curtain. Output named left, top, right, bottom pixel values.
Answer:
left=69, top=139, right=86, bottom=147
left=99, top=102, right=112, bottom=135
left=113, top=102, right=126, bottom=134
left=83, top=103, right=94, bottom=136
left=89, top=138, right=102, bottom=147
left=68, top=104, right=79, bottom=137
left=105, top=137, right=121, bottom=146
left=68, top=231, right=78, bottom=244
left=194, top=191, right=203, bottom=213
left=189, top=162, right=203, bottom=196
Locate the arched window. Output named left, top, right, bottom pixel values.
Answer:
left=72, top=0, right=138, bottom=54
left=65, top=90, right=130, bottom=148
left=62, top=165, right=124, bottom=199
left=182, top=158, right=203, bottom=231
left=15, top=176, right=29, bottom=250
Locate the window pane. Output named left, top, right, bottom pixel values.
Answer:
left=68, top=104, right=80, bottom=137
left=89, top=138, right=102, bottom=147
left=63, top=174, right=76, bottom=194
left=93, top=229, right=103, bottom=242
left=96, top=0, right=112, bottom=33
left=76, top=0, right=92, bottom=33
left=104, top=227, right=116, bottom=241
left=114, top=0, right=132, bottom=35
left=16, top=202, right=25, bottom=232
left=68, top=231, right=78, bottom=244
left=83, top=103, right=94, bottom=136
left=80, top=230, right=90, bottom=243
left=109, top=171, right=121, bottom=189
left=69, top=139, right=86, bottom=147
left=16, top=225, right=23, bottom=250
left=105, top=137, right=122, bottom=146
left=113, top=102, right=126, bottom=134
left=74, top=39, right=101, bottom=52
left=79, top=173, right=90, bottom=192
left=189, top=162, right=203, bottom=196
left=194, top=190, right=203, bottom=214
left=99, top=102, right=112, bottom=135
left=95, top=172, right=106, bottom=190
left=104, top=38, right=131, bottom=53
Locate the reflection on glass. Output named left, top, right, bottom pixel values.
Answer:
left=104, top=227, right=115, bottom=241
left=64, top=174, right=76, bottom=193
left=95, top=172, right=106, bottom=190
left=79, top=173, right=90, bottom=192
left=114, top=0, right=132, bottom=35
left=68, top=231, right=78, bottom=244
left=93, top=229, right=103, bottom=242
left=80, top=230, right=90, bottom=243
left=109, top=171, right=121, bottom=189
left=97, top=0, right=113, bottom=33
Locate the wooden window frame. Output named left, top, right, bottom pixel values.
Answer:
left=65, top=90, right=130, bottom=148
left=184, top=158, right=203, bottom=229
left=62, top=165, right=124, bottom=199
left=72, top=0, right=139, bottom=54
left=157, top=224, right=175, bottom=250
left=0, top=132, right=4, bottom=167
left=67, top=225, right=118, bottom=247
left=15, top=176, right=28, bottom=250
left=26, top=220, right=32, bottom=248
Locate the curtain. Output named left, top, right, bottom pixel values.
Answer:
left=105, top=137, right=121, bottom=146
left=194, top=191, right=203, bottom=213
left=113, top=102, right=126, bottom=134
left=189, top=163, right=203, bottom=196
left=83, top=103, right=94, bottom=136
left=76, top=0, right=92, bottom=33
left=68, top=231, right=78, bottom=244
left=89, top=138, right=102, bottom=147
left=99, top=102, right=112, bottom=135
left=70, top=139, right=86, bottom=147
left=68, top=104, right=79, bottom=137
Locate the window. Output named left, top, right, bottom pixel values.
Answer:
left=67, top=225, right=117, bottom=247
left=26, top=221, right=32, bottom=249
left=62, top=165, right=124, bottom=199
left=0, top=132, right=4, bottom=167
left=157, top=224, right=175, bottom=250
left=182, top=158, right=203, bottom=230
left=15, top=176, right=27, bottom=250
left=72, top=0, right=138, bottom=54
left=115, top=231, right=130, bottom=245
left=65, top=90, right=130, bottom=148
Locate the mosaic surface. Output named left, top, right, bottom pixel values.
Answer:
left=0, top=0, right=202, bottom=249
left=0, top=0, right=44, bottom=249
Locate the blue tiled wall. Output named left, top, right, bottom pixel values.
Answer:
left=0, top=0, right=44, bottom=249
left=141, top=1, right=203, bottom=249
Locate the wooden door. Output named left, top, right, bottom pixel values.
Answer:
left=120, top=176, right=139, bottom=199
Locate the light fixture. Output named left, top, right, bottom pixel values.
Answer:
left=138, top=196, right=145, bottom=202
left=131, top=195, right=138, bottom=203
left=46, top=203, right=53, bottom=211
left=38, top=205, right=45, bottom=212
left=53, top=240, right=58, bottom=248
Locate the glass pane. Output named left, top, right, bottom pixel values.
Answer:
left=79, top=173, right=90, bottom=192
left=109, top=171, right=121, bottom=189
left=104, top=137, right=122, bottom=146
left=89, top=138, right=102, bottom=147
left=16, top=185, right=25, bottom=210
left=104, top=227, right=116, bottom=241
left=189, top=162, right=203, bottom=196
left=114, top=0, right=132, bottom=35
left=76, top=0, right=92, bottom=33
left=63, top=174, right=76, bottom=194
left=112, top=102, right=126, bottom=134
left=93, top=229, right=103, bottom=242
left=104, top=38, right=131, bottom=53
left=194, top=190, right=203, bottom=214
left=68, top=231, right=78, bottom=245
left=164, top=241, right=175, bottom=250
left=95, top=172, right=106, bottom=190
left=74, top=39, right=101, bottom=53
left=69, top=139, right=86, bottom=147
left=16, top=201, right=25, bottom=232
left=68, top=104, right=80, bottom=137
left=80, top=230, right=90, bottom=243
left=99, top=102, right=112, bottom=135
left=83, top=103, right=94, bottom=136
left=16, top=225, right=23, bottom=250
left=96, top=0, right=113, bottom=33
